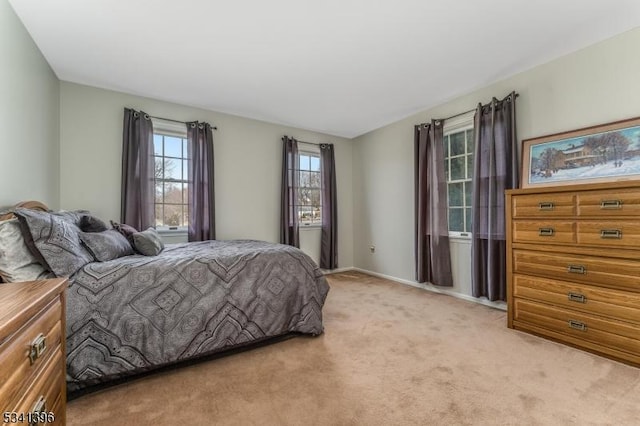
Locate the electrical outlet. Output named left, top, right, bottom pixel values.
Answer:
left=369, top=245, right=375, bottom=253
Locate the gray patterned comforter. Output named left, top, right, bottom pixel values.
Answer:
left=66, top=240, right=329, bottom=392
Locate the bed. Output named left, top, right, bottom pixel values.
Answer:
left=0, top=202, right=330, bottom=394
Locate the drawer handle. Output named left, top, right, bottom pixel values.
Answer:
left=600, top=229, right=622, bottom=239
left=567, top=265, right=586, bottom=274
left=568, top=320, right=587, bottom=332
left=538, top=202, right=555, bottom=211
left=600, top=199, right=622, bottom=209
left=567, top=292, right=587, bottom=303
left=29, top=333, right=47, bottom=365
left=538, top=227, right=555, bottom=236
left=29, top=396, right=46, bottom=426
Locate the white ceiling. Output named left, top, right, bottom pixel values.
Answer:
left=9, top=1, right=640, bottom=138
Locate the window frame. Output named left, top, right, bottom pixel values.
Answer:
left=297, top=149, right=322, bottom=229
left=443, top=112, right=475, bottom=239
left=152, top=118, right=189, bottom=235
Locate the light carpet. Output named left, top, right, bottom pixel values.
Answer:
left=67, top=271, right=640, bottom=425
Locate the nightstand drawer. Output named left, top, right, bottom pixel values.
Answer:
left=577, top=190, right=640, bottom=217
left=577, top=221, right=640, bottom=248
left=512, top=221, right=575, bottom=244
left=0, top=299, right=62, bottom=409
left=10, top=350, right=64, bottom=425
left=513, top=249, right=640, bottom=293
left=512, top=193, right=575, bottom=218
left=0, top=279, right=67, bottom=419
left=513, top=298, right=640, bottom=356
left=512, top=274, right=640, bottom=324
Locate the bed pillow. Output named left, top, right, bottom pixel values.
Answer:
left=132, top=228, right=165, bottom=256
left=14, top=208, right=93, bottom=277
left=0, top=218, right=53, bottom=283
left=52, top=210, right=90, bottom=227
left=79, top=215, right=109, bottom=233
left=110, top=220, right=138, bottom=243
left=79, top=229, right=134, bottom=262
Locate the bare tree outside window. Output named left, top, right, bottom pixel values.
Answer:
left=297, top=153, right=321, bottom=225
left=153, top=134, right=189, bottom=228
left=444, top=128, right=474, bottom=234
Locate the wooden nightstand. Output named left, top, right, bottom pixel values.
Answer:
left=0, top=279, right=67, bottom=425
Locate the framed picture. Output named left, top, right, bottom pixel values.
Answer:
left=521, top=116, right=640, bottom=188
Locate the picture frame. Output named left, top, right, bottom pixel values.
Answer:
left=521, top=116, right=640, bottom=188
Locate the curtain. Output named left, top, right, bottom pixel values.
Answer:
left=280, top=136, right=300, bottom=247
left=121, top=108, right=154, bottom=230
left=187, top=121, right=216, bottom=241
left=471, top=92, right=518, bottom=301
left=320, top=143, right=338, bottom=269
left=414, top=120, right=453, bottom=286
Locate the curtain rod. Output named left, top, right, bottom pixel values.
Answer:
left=298, top=140, right=322, bottom=146
left=150, top=114, right=218, bottom=130
left=432, top=92, right=521, bottom=123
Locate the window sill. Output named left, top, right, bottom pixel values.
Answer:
left=449, top=233, right=472, bottom=241
left=156, top=228, right=188, bottom=236
left=300, top=224, right=322, bottom=231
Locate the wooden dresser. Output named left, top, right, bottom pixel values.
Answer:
left=0, top=279, right=67, bottom=425
left=506, top=181, right=640, bottom=366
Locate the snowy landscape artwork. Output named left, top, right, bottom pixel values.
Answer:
left=521, top=117, right=640, bottom=188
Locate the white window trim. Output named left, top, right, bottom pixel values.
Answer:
left=449, top=231, right=472, bottom=239
left=298, top=149, right=322, bottom=228
left=300, top=223, right=322, bottom=230
left=153, top=118, right=189, bottom=233
left=444, top=111, right=475, bottom=239
left=156, top=226, right=188, bottom=235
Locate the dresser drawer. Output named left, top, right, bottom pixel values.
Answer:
left=507, top=183, right=640, bottom=366
left=9, top=350, right=64, bottom=426
left=512, top=249, right=640, bottom=292
left=0, top=299, right=62, bottom=408
left=513, top=274, right=640, bottom=325
left=577, top=190, right=640, bottom=217
left=513, top=298, right=640, bottom=357
left=512, top=193, right=575, bottom=218
left=512, top=221, right=575, bottom=244
left=576, top=221, right=640, bottom=248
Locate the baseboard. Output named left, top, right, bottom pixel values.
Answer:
left=322, top=266, right=355, bottom=275
left=349, top=267, right=507, bottom=311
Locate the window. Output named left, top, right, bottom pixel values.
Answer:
left=153, top=128, right=189, bottom=231
left=444, top=125, right=474, bottom=236
left=297, top=152, right=322, bottom=226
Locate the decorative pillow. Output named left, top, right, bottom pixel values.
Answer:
left=80, top=215, right=109, bottom=233
left=79, top=230, right=134, bottom=262
left=14, top=208, right=93, bottom=277
left=110, top=220, right=138, bottom=243
left=0, top=219, right=53, bottom=283
left=132, top=228, right=165, bottom=256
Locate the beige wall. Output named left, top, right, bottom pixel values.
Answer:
left=352, top=27, right=640, bottom=299
left=6, top=0, right=639, bottom=285
left=59, top=82, right=354, bottom=268
left=0, top=2, right=59, bottom=209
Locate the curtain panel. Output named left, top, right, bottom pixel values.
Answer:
left=121, top=108, right=155, bottom=230
left=320, top=143, right=338, bottom=269
left=187, top=121, right=216, bottom=241
left=471, top=92, right=518, bottom=301
left=414, top=120, right=453, bottom=286
left=280, top=136, right=300, bottom=247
